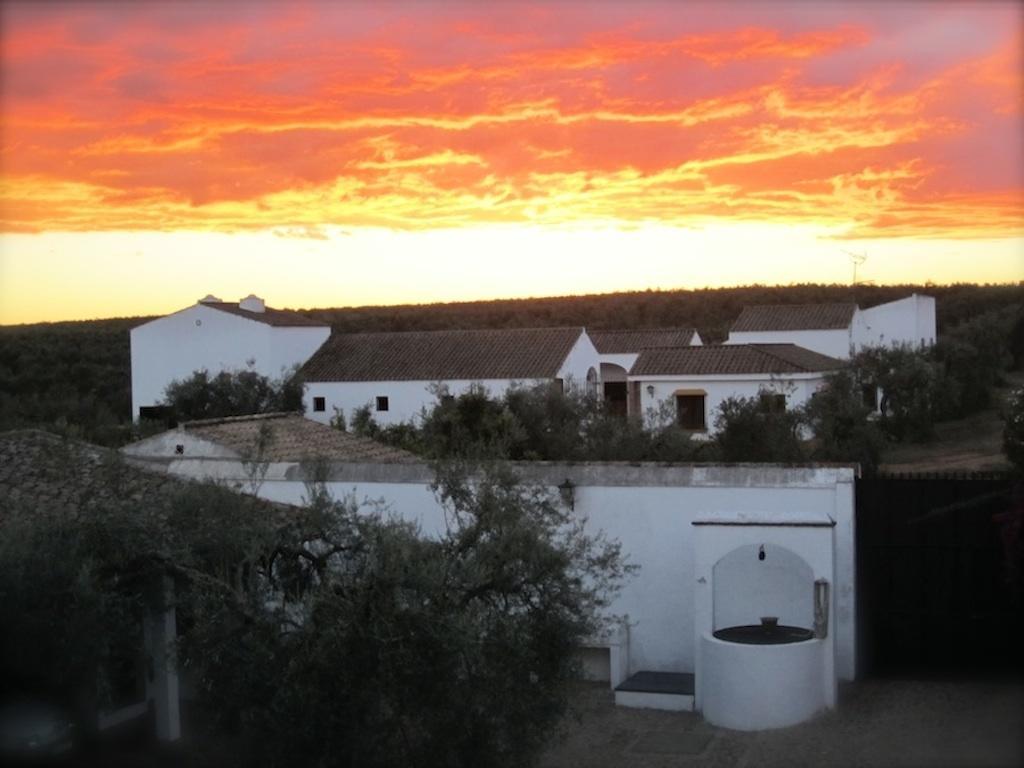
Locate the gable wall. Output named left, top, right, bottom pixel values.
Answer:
left=854, top=294, right=936, bottom=351
left=725, top=328, right=852, bottom=359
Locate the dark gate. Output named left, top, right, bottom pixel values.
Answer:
left=856, top=473, right=1023, bottom=677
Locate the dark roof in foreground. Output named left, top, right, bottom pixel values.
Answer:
left=204, top=302, right=328, bottom=328
left=180, top=413, right=416, bottom=463
left=630, top=344, right=845, bottom=377
left=588, top=328, right=698, bottom=354
left=730, top=303, right=857, bottom=333
left=0, top=430, right=289, bottom=519
left=302, top=327, right=585, bottom=382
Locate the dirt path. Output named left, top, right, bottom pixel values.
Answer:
left=541, top=679, right=1024, bottom=768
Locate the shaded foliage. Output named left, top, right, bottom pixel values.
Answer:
left=358, top=382, right=704, bottom=463
left=803, top=368, right=886, bottom=472
left=712, top=393, right=807, bottom=463
left=162, top=367, right=304, bottom=422
left=1004, top=388, right=1024, bottom=473
left=1, top=458, right=633, bottom=767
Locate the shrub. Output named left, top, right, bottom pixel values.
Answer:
left=803, top=368, right=886, bottom=473
left=713, top=391, right=807, bottom=462
left=163, top=366, right=303, bottom=422
left=1004, top=387, right=1024, bottom=473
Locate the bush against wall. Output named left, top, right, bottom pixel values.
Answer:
left=162, top=366, right=304, bottom=422
left=712, top=391, right=807, bottom=463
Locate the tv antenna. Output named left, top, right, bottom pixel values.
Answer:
left=843, top=250, right=867, bottom=285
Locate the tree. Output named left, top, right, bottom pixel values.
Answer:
left=852, top=345, right=952, bottom=442
left=3, top=450, right=633, bottom=767
left=162, top=366, right=303, bottom=421
left=803, top=368, right=886, bottom=473
left=1004, top=387, right=1024, bottom=473
left=713, top=391, right=807, bottom=463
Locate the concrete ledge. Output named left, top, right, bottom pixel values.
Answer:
left=615, top=690, right=695, bottom=712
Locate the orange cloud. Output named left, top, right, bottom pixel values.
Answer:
left=0, top=1, right=1020, bottom=239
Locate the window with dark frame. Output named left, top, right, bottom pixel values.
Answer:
left=313, top=396, right=326, bottom=412
left=676, top=394, right=706, bottom=430
left=376, top=396, right=389, bottom=412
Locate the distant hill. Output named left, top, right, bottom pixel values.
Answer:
left=2, top=282, right=1021, bottom=446
left=296, top=283, right=1024, bottom=342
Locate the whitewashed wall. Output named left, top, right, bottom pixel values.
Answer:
left=632, top=374, right=827, bottom=433
left=558, top=332, right=602, bottom=384
left=854, top=294, right=936, bottom=351
left=303, top=378, right=546, bottom=426
left=122, top=454, right=858, bottom=682
left=725, top=328, right=853, bottom=359
left=130, top=304, right=329, bottom=420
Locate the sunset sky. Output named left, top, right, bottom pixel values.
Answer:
left=1, top=0, right=1021, bottom=324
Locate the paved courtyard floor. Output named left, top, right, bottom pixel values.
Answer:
left=541, top=678, right=1024, bottom=768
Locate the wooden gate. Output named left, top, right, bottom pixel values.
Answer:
left=856, top=473, right=1023, bottom=677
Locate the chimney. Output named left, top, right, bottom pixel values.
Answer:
left=239, top=294, right=266, bottom=313
left=198, top=294, right=222, bottom=303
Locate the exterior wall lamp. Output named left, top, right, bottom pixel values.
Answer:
left=557, top=478, right=576, bottom=511
left=646, top=384, right=655, bottom=397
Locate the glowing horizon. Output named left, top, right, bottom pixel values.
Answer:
left=1, top=1, right=1021, bottom=324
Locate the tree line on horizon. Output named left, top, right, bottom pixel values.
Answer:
left=0, top=282, right=1021, bottom=446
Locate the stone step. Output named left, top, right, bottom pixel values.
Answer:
left=614, top=671, right=695, bottom=712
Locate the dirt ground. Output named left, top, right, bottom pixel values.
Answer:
left=878, top=372, right=1022, bottom=474
left=541, top=678, right=1024, bottom=768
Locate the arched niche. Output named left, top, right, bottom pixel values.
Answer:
left=712, top=544, right=814, bottom=632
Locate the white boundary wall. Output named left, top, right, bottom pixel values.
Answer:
left=126, top=454, right=857, bottom=681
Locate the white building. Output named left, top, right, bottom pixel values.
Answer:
left=589, top=329, right=702, bottom=416
left=726, top=294, right=936, bottom=359
left=628, top=344, right=844, bottom=432
left=301, top=327, right=601, bottom=426
left=130, top=295, right=330, bottom=421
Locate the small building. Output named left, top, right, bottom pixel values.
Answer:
left=300, top=327, right=601, bottom=426
left=726, top=294, right=936, bottom=359
left=589, top=329, right=702, bottom=416
left=130, top=295, right=330, bottom=421
left=123, top=412, right=417, bottom=487
left=628, top=344, right=844, bottom=433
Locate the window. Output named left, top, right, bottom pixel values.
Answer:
left=759, top=392, right=786, bottom=413
left=586, top=367, right=599, bottom=398
left=376, top=396, right=389, bottom=412
left=676, top=394, right=706, bottom=430
left=313, top=396, right=326, bottom=412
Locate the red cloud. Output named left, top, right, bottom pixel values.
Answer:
left=0, top=1, right=1020, bottom=238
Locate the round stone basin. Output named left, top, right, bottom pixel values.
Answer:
left=699, top=631, right=826, bottom=730
left=713, top=624, right=814, bottom=645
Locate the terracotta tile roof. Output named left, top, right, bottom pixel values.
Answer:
left=588, top=328, right=697, bottom=354
left=730, top=304, right=857, bottom=332
left=204, top=302, right=328, bottom=328
left=630, top=344, right=844, bottom=377
left=301, top=327, right=586, bottom=382
left=182, top=412, right=417, bottom=463
left=0, top=429, right=290, bottom=519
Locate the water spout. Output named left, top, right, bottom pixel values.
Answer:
left=813, top=579, right=830, bottom=638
